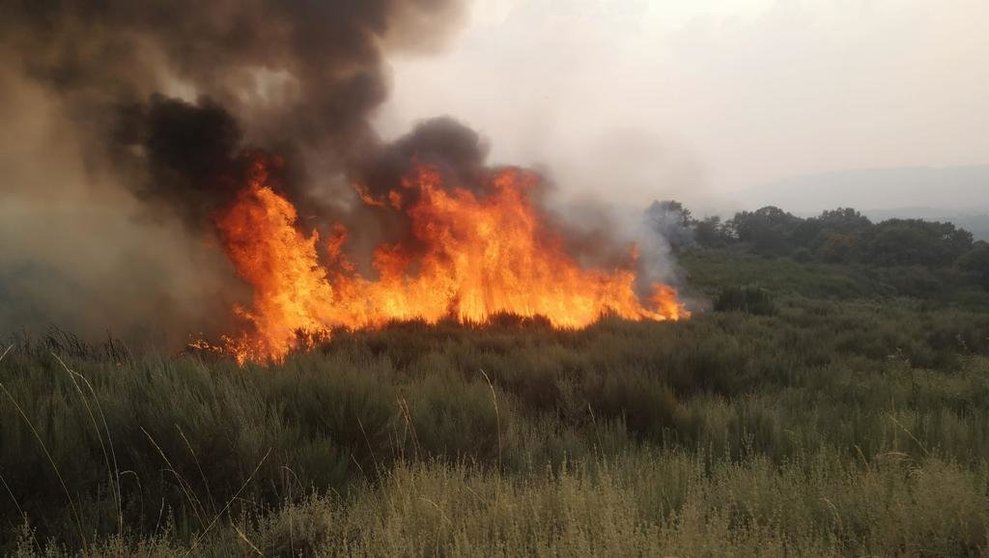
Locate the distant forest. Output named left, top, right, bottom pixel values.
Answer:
left=648, top=201, right=989, bottom=292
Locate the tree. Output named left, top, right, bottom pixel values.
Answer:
left=729, top=206, right=802, bottom=256
left=796, top=208, right=872, bottom=261
left=957, top=241, right=989, bottom=288
left=815, top=232, right=858, bottom=263
left=646, top=200, right=695, bottom=252
left=817, top=208, right=872, bottom=231
left=864, top=219, right=974, bottom=267
left=694, top=216, right=731, bottom=248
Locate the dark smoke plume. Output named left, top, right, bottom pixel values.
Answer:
left=0, top=0, right=682, bottom=345
left=358, top=116, right=489, bottom=197
left=2, top=0, right=465, bottom=220
left=111, top=95, right=245, bottom=226
left=0, top=0, right=466, bottom=342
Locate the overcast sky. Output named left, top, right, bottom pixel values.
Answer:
left=375, top=0, right=989, bottom=210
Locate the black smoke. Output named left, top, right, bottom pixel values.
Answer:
left=111, top=95, right=244, bottom=226
left=0, top=0, right=467, bottom=342
left=0, top=0, right=682, bottom=344
left=2, top=0, right=466, bottom=222
left=358, top=116, right=489, bottom=198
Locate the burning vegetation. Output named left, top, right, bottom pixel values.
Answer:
left=1, top=0, right=688, bottom=363
left=211, top=153, right=687, bottom=364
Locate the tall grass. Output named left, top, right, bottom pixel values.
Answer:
left=2, top=253, right=989, bottom=555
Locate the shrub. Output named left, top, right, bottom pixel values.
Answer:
left=714, top=286, right=776, bottom=315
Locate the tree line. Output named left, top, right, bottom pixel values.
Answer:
left=647, top=201, right=989, bottom=288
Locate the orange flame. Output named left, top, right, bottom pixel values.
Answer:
left=213, top=157, right=689, bottom=363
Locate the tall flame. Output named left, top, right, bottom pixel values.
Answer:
left=213, top=157, right=689, bottom=363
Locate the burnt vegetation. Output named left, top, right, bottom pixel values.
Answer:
left=3, top=209, right=989, bottom=555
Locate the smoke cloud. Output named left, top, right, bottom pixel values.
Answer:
left=0, top=0, right=467, bottom=344
left=0, top=0, right=683, bottom=347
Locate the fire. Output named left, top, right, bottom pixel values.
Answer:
left=213, top=156, right=689, bottom=364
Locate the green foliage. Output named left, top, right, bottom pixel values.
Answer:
left=679, top=204, right=982, bottom=296
left=694, top=215, right=732, bottom=248
left=714, top=286, right=776, bottom=315
left=864, top=219, right=974, bottom=267
left=958, top=241, right=989, bottom=288
left=4, top=250, right=989, bottom=555
left=731, top=206, right=803, bottom=256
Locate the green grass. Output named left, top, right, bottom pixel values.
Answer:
left=681, top=248, right=989, bottom=309
left=3, top=251, right=989, bottom=556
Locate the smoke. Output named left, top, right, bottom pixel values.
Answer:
left=359, top=116, right=489, bottom=198
left=0, top=0, right=466, bottom=343
left=353, top=116, right=681, bottom=291
left=0, top=0, right=687, bottom=346
left=110, top=95, right=245, bottom=227
left=0, top=64, right=239, bottom=345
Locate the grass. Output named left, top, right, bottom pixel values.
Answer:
left=2, top=250, right=989, bottom=555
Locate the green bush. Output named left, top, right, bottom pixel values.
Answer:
left=714, top=286, right=776, bottom=315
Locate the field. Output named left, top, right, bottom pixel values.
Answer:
left=3, top=249, right=989, bottom=556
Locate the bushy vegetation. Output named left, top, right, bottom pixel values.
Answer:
left=713, top=286, right=776, bottom=315
left=3, top=245, right=989, bottom=555
left=649, top=200, right=989, bottom=291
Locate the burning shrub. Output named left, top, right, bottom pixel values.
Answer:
left=212, top=157, right=689, bottom=364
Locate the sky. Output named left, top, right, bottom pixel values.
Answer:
left=375, top=0, right=989, bottom=212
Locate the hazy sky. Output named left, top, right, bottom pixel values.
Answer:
left=376, top=0, right=989, bottom=209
